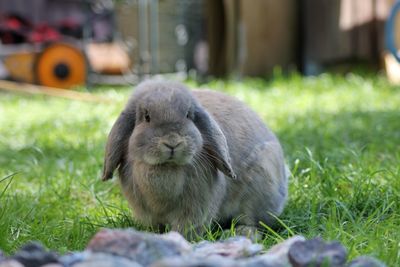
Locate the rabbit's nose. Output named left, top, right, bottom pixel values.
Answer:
left=161, top=141, right=183, bottom=151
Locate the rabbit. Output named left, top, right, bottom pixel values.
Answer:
left=102, top=80, right=289, bottom=237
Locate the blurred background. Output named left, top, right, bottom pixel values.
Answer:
left=1, top=1, right=400, bottom=262
left=1, top=0, right=400, bottom=88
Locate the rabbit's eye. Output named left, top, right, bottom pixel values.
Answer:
left=145, top=110, right=151, bottom=122
left=186, top=111, right=192, bottom=119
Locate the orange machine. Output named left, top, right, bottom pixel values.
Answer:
left=35, top=43, right=86, bottom=88
left=0, top=0, right=131, bottom=89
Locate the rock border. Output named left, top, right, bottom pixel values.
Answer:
left=0, top=228, right=386, bottom=267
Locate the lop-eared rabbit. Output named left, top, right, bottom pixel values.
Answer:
left=102, top=81, right=289, bottom=237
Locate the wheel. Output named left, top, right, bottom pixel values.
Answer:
left=35, top=43, right=86, bottom=88
left=385, top=0, right=400, bottom=63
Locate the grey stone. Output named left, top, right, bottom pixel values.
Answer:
left=192, top=236, right=262, bottom=259
left=41, top=264, right=64, bottom=267
left=72, top=253, right=142, bottom=267
left=238, top=257, right=283, bottom=267
left=0, top=250, right=4, bottom=262
left=288, top=237, right=347, bottom=267
left=12, top=241, right=59, bottom=267
left=347, top=256, right=387, bottom=267
left=159, top=232, right=192, bottom=253
left=86, top=229, right=190, bottom=266
left=264, top=236, right=306, bottom=261
left=151, top=255, right=241, bottom=267
left=241, top=236, right=306, bottom=267
left=0, top=260, right=24, bottom=267
left=59, top=252, right=91, bottom=267
left=4, top=229, right=386, bottom=267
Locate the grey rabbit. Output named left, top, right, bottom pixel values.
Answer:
left=102, top=80, right=289, bottom=236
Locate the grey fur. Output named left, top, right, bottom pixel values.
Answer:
left=102, top=80, right=289, bottom=235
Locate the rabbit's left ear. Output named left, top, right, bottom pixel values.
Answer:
left=102, top=105, right=136, bottom=181
left=194, top=105, right=236, bottom=179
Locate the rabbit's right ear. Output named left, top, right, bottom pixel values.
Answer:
left=194, top=104, right=236, bottom=179
left=102, top=106, right=136, bottom=181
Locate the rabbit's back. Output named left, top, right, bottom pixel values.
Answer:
left=193, top=90, right=280, bottom=169
left=193, top=90, right=288, bottom=224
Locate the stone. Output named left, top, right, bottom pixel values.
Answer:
left=59, top=252, right=89, bottom=267
left=159, top=231, right=192, bottom=252
left=0, top=260, right=24, bottom=267
left=72, top=252, right=142, bottom=267
left=11, top=241, right=59, bottom=267
left=192, top=236, right=262, bottom=259
left=0, top=250, right=4, bottom=262
left=86, top=229, right=190, bottom=266
left=151, top=255, right=241, bottom=267
left=288, top=237, right=347, bottom=267
left=347, top=256, right=387, bottom=267
left=241, top=236, right=306, bottom=267
left=3, top=228, right=388, bottom=267
left=238, top=258, right=282, bottom=267
left=265, top=236, right=306, bottom=260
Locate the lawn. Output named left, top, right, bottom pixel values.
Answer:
left=0, top=73, right=399, bottom=264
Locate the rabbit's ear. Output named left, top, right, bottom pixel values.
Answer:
left=102, top=106, right=136, bottom=181
left=194, top=105, right=237, bottom=179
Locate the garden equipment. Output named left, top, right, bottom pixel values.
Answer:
left=0, top=0, right=131, bottom=89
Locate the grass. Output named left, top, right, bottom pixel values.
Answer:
left=1, top=73, right=399, bottom=264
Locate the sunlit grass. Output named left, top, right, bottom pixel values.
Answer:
left=1, top=73, right=400, bottom=264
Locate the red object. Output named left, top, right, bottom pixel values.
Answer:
left=6, top=18, right=23, bottom=30
left=0, top=14, right=62, bottom=44
left=28, top=23, right=61, bottom=43
left=0, top=14, right=31, bottom=44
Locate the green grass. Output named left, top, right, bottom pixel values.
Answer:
left=1, top=73, right=399, bottom=264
